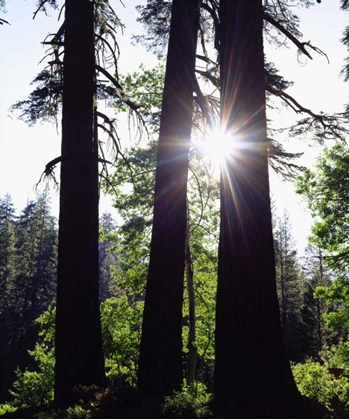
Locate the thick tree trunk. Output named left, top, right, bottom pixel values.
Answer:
left=137, top=0, right=199, bottom=399
left=54, top=0, right=105, bottom=408
left=214, top=0, right=300, bottom=417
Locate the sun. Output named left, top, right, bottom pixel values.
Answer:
left=201, top=128, right=238, bottom=168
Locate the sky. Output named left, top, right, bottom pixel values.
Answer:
left=0, top=0, right=348, bottom=255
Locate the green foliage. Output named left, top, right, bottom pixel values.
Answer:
left=162, top=383, right=212, bottom=419
left=292, top=359, right=349, bottom=410
left=3, top=296, right=142, bottom=410
left=0, top=403, right=17, bottom=415
left=8, top=310, right=55, bottom=409
left=302, top=245, right=334, bottom=353
left=314, top=277, right=349, bottom=334
left=101, top=296, right=143, bottom=386
left=0, top=192, right=57, bottom=403
left=321, top=339, right=349, bottom=369
left=36, top=405, right=92, bottom=419
left=99, top=212, right=119, bottom=301
left=273, top=210, right=305, bottom=361
left=296, top=142, right=349, bottom=272
left=117, top=62, right=165, bottom=130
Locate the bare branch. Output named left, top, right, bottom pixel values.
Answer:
left=264, top=12, right=313, bottom=60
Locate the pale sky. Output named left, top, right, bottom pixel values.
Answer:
left=0, top=0, right=348, bottom=255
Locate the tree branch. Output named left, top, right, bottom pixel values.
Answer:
left=264, top=12, right=313, bottom=60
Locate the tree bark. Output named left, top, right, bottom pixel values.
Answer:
left=54, top=0, right=105, bottom=407
left=214, top=0, right=300, bottom=417
left=185, top=220, right=197, bottom=387
left=137, top=0, right=200, bottom=399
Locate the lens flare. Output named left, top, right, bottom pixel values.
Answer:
left=202, top=128, right=243, bottom=168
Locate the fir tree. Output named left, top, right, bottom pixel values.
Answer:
left=137, top=0, right=201, bottom=399
left=99, top=212, right=118, bottom=301
left=0, top=193, right=57, bottom=403
left=214, top=1, right=300, bottom=416
left=301, top=245, right=333, bottom=358
left=274, top=211, right=304, bottom=361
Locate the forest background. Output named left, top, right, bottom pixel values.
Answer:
left=0, top=0, right=347, bottom=254
left=1, top=0, right=349, bottom=418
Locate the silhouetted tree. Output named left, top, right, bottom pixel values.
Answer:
left=137, top=0, right=200, bottom=399
left=214, top=0, right=300, bottom=417
left=54, top=0, right=105, bottom=407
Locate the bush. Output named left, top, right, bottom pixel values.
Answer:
left=292, top=359, right=349, bottom=411
left=0, top=403, right=17, bottom=415
left=162, top=383, right=212, bottom=419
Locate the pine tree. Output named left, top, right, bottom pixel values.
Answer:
left=137, top=0, right=201, bottom=399
left=301, top=245, right=333, bottom=358
left=14, top=191, right=57, bottom=326
left=214, top=1, right=300, bottom=416
left=0, top=195, right=17, bottom=401
left=0, top=194, right=17, bottom=316
left=0, top=193, right=57, bottom=403
left=54, top=0, right=105, bottom=406
left=99, top=212, right=118, bottom=301
left=274, top=211, right=304, bottom=361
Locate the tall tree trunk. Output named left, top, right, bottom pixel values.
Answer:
left=281, top=254, right=287, bottom=335
left=137, top=0, right=200, bottom=399
left=185, top=219, right=197, bottom=387
left=214, top=0, right=300, bottom=417
left=54, top=0, right=105, bottom=407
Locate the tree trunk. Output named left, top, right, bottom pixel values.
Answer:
left=185, top=220, right=197, bottom=387
left=137, top=0, right=200, bottom=399
left=54, top=0, right=105, bottom=407
left=214, top=0, right=300, bottom=417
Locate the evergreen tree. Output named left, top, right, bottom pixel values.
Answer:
left=137, top=0, right=201, bottom=399
left=0, top=195, right=17, bottom=401
left=214, top=1, right=299, bottom=416
left=301, top=245, right=333, bottom=359
left=274, top=211, right=304, bottom=361
left=13, top=191, right=57, bottom=326
left=0, top=193, right=57, bottom=403
left=10, top=0, right=143, bottom=405
left=99, top=212, right=118, bottom=301
left=0, top=194, right=16, bottom=316
left=54, top=0, right=105, bottom=406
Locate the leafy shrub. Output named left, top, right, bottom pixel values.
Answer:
left=3, top=297, right=143, bottom=412
left=292, top=359, right=349, bottom=410
left=0, top=403, right=17, bottom=415
left=8, top=310, right=55, bottom=409
left=162, top=382, right=212, bottom=418
left=36, top=405, right=92, bottom=419
left=101, top=296, right=143, bottom=386
left=329, top=339, right=349, bottom=368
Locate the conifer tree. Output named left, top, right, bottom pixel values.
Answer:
left=0, top=194, right=16, bottom=315
left=0, top=195, right=17, bottom=401
left=0, top=193, right=57, bottom=403
left=274, top=211, right=304, bottom=361
left=214, top=1, right=300, bottom=416
left=137, top=0, right=201, bottom=399
left=301, top=245, right=333, bottom=358
left=99, top=212, right=118, bottom=301
left=54, top=0, right=105, bottom=406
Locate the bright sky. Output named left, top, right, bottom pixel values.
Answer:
left=0, top=0, right=348, bottom=254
